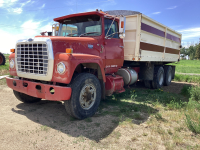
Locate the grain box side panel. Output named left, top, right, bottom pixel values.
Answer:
left=139, top=15, right=181, bottom=62
left=164, top=27, right=182, bottom=61
left=139, top=15, right=165, bottom=61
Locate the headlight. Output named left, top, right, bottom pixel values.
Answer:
left=10, top=59, right=15, bottom=69
left=57, top=62, right=65, bottom=74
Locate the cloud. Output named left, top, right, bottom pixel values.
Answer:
left=179, top=27, right=200, bottom=40
left=167, top=6, right=177, bottom=9
left=0, top=19, right=54, bottom=54
left=0, top=0, right=18, bottom=7
left=0, top=0, right=4, bottom=7
left=4, top=0, right=31, bottom=14
left=21, top=0, right=31, bottom=7
left=39, top=3, right=45, bottom=9
left=12, top=7, right=22, bottom=14
left=152, top=12, right=161, bottom=15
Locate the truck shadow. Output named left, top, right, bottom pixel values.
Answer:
left=12, top=98, right=158, bottom=142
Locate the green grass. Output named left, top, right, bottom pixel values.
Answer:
left=99, top=84, right=200, bottom=136
left=170, top=60, right=200, bottom=74
left=174, top=74, right=200, bottom=83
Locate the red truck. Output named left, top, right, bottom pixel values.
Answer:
left=6, top=10, right=181, bottom=119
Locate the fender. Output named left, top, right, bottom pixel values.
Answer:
left=51, top=53, right=106, bottom=84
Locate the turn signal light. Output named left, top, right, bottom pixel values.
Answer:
left=66, top=48, right=73, bottom=54
left=10, top=49, right=15, bottom=53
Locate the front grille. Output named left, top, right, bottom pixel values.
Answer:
left=16, top=43, right=48, bottom=75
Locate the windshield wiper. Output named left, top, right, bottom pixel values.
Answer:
left=65, top=33, right=78, bottom=37
left=79, top=32, right=100, bottom=37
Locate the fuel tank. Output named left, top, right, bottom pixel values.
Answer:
left=116, top=68, right=138, bottom=86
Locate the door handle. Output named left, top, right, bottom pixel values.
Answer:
left=100, top=45, right=104, bottom=53
left=119, top=46, right=124, bottom=48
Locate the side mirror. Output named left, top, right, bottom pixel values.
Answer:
left=52, top=23, right=60, bottom=36
left=119, top=17, right=126, bottom=39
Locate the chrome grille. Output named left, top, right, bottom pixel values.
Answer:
left=16, top=43, right=48, bottom=75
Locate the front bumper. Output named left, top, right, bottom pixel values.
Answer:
left=6, top=77, right=72, bottom=101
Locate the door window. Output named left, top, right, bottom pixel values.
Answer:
left=104, top=18, right=119, bottom=38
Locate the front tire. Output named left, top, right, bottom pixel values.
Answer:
left=64, top=73, right=101, bottom=119
left=13, top=90, right=41, bottom=103
left=152, top=66, right=164, bottom=89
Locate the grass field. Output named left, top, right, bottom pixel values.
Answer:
left=171, top=60, right=200, bottom=74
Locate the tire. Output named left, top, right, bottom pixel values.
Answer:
left=164, top=66, right=172, bottom=86
left=144, top=80, right=152, bottom=89
left=64, top=73, right=101, bottom=119
left=0, top=52, right=6, bottom=65
left=13, top=90, right=41, bottom=103
left=152, top=66, right=164, bottom=89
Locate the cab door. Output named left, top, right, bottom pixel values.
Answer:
left=103, top=18, right=124, bottom=73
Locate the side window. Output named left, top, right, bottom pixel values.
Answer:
left=104, top=18, right=119, bottom=38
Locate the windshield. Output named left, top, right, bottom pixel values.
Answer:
left=59, top=15, right=102, bottom=37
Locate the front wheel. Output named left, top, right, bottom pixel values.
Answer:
left=64, top=73, right=101, bottom=119
left=13, top=90, right=41, bottom=103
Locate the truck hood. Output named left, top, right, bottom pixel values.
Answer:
left=35, top=36, right=101, bottom=57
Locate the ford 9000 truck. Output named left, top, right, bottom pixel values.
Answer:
left=6, top=10, right=181, bottom=119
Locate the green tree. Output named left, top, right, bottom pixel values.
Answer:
left=195, top=44, right=200, bottom=59
left=180, top=47, right=189, bottom=56
left=189, top=45, right=196, bottom=60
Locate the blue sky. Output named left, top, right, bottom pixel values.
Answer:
left=0, top=0, right=200, bottom=53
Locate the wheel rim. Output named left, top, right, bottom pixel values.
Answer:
left=0, top=55, right=3, bottom=64
left=79, top=84, right=96, bottom=110
left=168, top=69, right=172, bottom=82
left=158, top=71, right=164, bottom=85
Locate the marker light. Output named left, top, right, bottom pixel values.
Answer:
left=66, top=48, right=73, bottom=54
left=121, top=21, right=124, bottom=28
left=10, top=49, right=15, bottom=53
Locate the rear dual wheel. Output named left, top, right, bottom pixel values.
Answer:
left=144, top=66, right=172, bottom=89
left=164, top=66, right=172, bottom=86
left=152, top=66, right=164, bottom=89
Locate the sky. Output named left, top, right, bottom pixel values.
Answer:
left=0, top=0, right=200, bottom=53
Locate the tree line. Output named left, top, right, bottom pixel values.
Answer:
left=181, top=43, right=200, bottom=60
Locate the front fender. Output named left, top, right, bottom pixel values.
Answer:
left=51, top=53, right=106, bottom=84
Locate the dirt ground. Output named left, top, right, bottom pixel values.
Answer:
left=0, top=81, right=197, bottom=150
